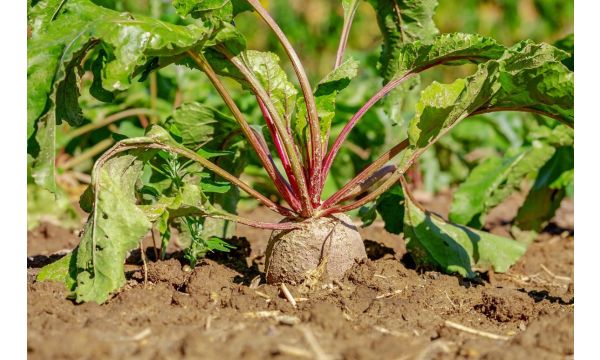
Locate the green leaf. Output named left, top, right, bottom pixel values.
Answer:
left=392, top=33, right=506, bottom=79
left=200, top=178, right=232, bottom=193
left=375, top=185, right=406, bottom=234
left=164, top=102, right=237, bottom=148
left=27, top=0, right=67, bottom=37
left=206, top=236, right=235, bottom=252
left=37, top=253, right=77, bottom=291
left=450, top=143, right=555, bottom=228
left=358, top=185, right=406, bottom=233
left=403, top=188, right=526, bottom=277
left=173, top=0, right=233, bottom=21
left=172, top=0, right=250, bottom=21
left=515, top=146, right=574, bottom=232
left=180, top=217, right=234, bottom=267
left=199, top=22, right=247, bottom=78
left=488, top=41, right=574, bottom=126
left=316, top=57, right=359, bottom=97
left=554, top=34, right=574, bottom=71
left=73, top=152, right=153, bottom=303
left=409, top=78, right=469, bottom=148
left=358, top=203, right=378, bottom=228
left=406, top=40, right=573, bottom=165
left=244, top=50, right=298, bottom=126
left=294, top=57, right=359, bottom=143
left=90, top=49, right=115, bottom=103
left=551, top=168, right=574, bottom=194
left=143, top=125, right=246, bottom=239
left=367, top=0, right=439, bottom=81
left=316, top=57, right=359, bottom=137
left=383, top=33, right=506, bottom=127
left=27, top=0, right=210, bottom=192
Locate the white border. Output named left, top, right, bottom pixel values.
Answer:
left=574, top=0, right=598, bottom=358
left=0, top=2, right=27, bottom=359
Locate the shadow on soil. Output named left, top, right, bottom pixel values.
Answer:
left=27, top=254, right=65, bottom=268
left=126, top=236, right=262, bottom=286
left=520, top=288, right=574, bottom=305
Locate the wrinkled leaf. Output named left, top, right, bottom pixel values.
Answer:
left=485, top=41, right=574, bottom=126
left=173, top=0, right=233, bottom=22
left=381, top=33, right=506, bottom=127
left=367, top=0, right=439, bottom=81
left=27, top=0, right=210, bottom=192
left=554, top=33, right=574, bottom=71
left=406, top=41, right=573, bottom=160
left=392, top=33, right=506, bottom=77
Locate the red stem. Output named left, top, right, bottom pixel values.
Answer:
left=247, top=0, right=323, bottom=207
left=256, top=97, right=300, bottom=196
left=321, top=105, right=561, bottom=215
left=319, top=55, right=496, bottom=196
left=249, top=127, right=302, bottom=212
left=322, top=139, right=409, bottom=209
left=321, top=72, right=415, bottom=186
left=188, top=51, right=298, bottom=215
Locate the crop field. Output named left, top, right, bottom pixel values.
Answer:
left=27, top=0, right=574, bottom=359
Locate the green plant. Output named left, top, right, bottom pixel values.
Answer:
left=30, top=0, right=573, bottom=303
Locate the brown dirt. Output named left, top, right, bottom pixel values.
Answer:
left=27, top=195, right=574, bottom=360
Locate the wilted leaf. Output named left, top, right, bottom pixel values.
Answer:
left=73, top=152, right=153, bottom=303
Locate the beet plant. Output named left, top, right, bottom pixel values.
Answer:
left=30, top=0, right=573, bottom=303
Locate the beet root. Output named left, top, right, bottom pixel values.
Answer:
left=265, top=214, right=367, bottom=285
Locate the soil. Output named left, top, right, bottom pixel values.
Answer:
left=27, top=193, right=574, bottom=360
